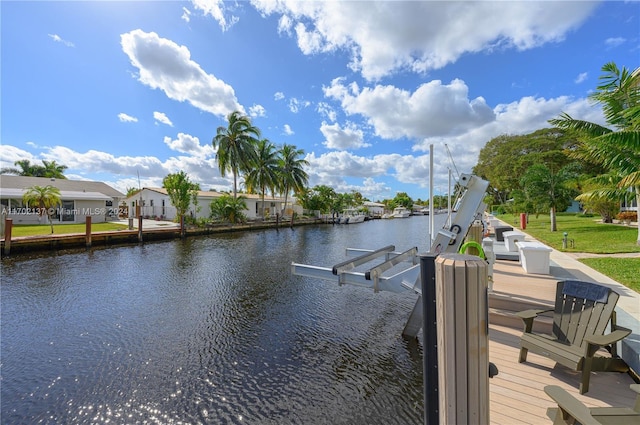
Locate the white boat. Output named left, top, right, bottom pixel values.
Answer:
left=338, top=208, right=366, bottom=224
left=391, top=206, right=411, bottom=218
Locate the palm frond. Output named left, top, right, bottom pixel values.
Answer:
left=548, top=113, right=612, bottom=138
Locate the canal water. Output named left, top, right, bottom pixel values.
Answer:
left=1, top=215, right=446, bottom=424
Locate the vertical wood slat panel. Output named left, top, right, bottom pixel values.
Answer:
left=436, top=254, right=489, bottom=425
left=437, top=257, right=457, bottom=425
left=454, top=259, right=469, bottom=423
left=575, top=299, right=595, bottom=348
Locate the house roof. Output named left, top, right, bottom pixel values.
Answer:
left=0, top=188, right=112, bottom=201
left=363, top=201, right=385, bottom=207
left=0, top=175, right=125, bottom=198
left=131, top=187, right=288, bottom=202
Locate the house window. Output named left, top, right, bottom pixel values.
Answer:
left=61, top=200, right=75, bottom=222
left=10, top=199, right=23, bottom=210
left=150, top=200, right=154, bottom=207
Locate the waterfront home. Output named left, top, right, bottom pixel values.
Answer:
left=0, top=175, right=125, bottom=224
left=363, top=201, right=385, bottom=218
left=124, top=187, right=302, bottom=221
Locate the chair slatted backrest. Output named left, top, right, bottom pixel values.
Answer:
left=552, top=280, right=619, bottom=348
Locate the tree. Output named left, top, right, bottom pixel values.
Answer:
left=162, top=171, right=200, bottom=236
left=22, top=185, right=61, bottom=234
left=277, top=144, right=309, bottom=215
left=126, top=187, right=139, bottom=198
left=392, top=192, right=414, bottom=209
left=520, top=164, right=578, bottom=231
left=245, top=139, right=279, bottom=219
left=473, top=129, right=582, bottom=204
left=212, top=111, right=261, bottom=200
left=41, top=160, right=68, bottom=179
left=210, top=194, right=247, bottom=224
left=549, top=62, right=640, bottom=244
left=1, top=160, right=46, bottom=177
left=298, top=185, right=337, bottom=215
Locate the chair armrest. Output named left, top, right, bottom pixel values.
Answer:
left=544, top=385, right=601, bottom=425
left=584, top=326, right=632, bottom=348
left=515, top=309, right=553, bottom=333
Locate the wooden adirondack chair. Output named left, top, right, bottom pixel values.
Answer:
left=545, top=384, right=640, bottom=425
left=516, top=280, right=631, bottom=394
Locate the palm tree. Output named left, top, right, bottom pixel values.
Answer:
left=210, top=194, right=247, bottom=224
left=22, top=185, right=62, bottom=234
left=212, top=111, right=261, bottom=200
left=549, top=62, right=640, bottom=244
left=245, top=139, right=279, bottom=220
left=1, top=160, right=45, bottom=176
left=277, top=144, right=309, bottom=215
left=42, top=160, right=68, bottom=179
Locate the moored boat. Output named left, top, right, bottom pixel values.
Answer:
left=338, top=208, right=366, bottom=224
left=391, top=206, right=411, bottom=218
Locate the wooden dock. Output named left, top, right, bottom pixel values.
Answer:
left=487, top=251, right=639, bottom=424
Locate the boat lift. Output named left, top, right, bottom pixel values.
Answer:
left=291, top=173, right=490, bottom=338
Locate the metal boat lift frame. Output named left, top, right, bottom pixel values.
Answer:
left=291, top=173, right=489, bottom=338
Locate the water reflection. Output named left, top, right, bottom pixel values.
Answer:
left=1, top=216, right=444, bottom=424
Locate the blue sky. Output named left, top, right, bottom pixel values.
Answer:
left=1, top=1, right=638, bottom=201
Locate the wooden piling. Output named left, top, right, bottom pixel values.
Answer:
left=4, top=218, right=12, bottom=255
left=85, top=216, right=92, bottom=248
left=137, top=205, right=143, bottom=242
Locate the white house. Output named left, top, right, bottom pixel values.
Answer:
left=363, top=201, right=385, bottom=218
left=124, top=188, right=302, bottom=221
left=0, top=175, right=126, bottom=224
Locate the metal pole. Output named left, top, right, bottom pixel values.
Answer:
left=429, top=144, right=434, bottom=244
left=421, top=253, right=438, bottom=425
left=447, top=169, right=452, bottom=228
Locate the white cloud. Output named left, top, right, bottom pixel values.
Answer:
left=0, top=145, right=37, bottom=170
left=324, top=77, right=495, bottom=139
left=48, top=33, right=75, bottom=48
left=190, top=0, right=238, bottom=31
left=249, top=104, right=266, bottom=117
left=120, top=29, right=244, bottom=117
left=306, top=150, right=388, bottom=179
left=574, top=72, right=588, bottom=84
left=283, top=124, right=294, bottom=135
left=320, top=121, right=369, bottom=150
left=181, top=7, right=192, bottom=23
left=305, top=150, right=436, bottom=197
left=163, top=133, right=214, bottom=158
left=605, top=37, right=626, bottom=48
left=250, top=1, right=596, bottom=80
left=153, top=111, right=174, bottom=127
left=316, top=102, right=337, bottom=122
left=288, top=97, right=311, bottom=113
left=409, top=95, right=606, bottom=181
left=274, top=91, right=285, bottom=101
left=118, top=113, right=138, bottom=123
left=0, top=143, right=232, bottom=194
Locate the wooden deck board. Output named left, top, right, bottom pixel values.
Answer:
left=488, top=256, right=638, bottom=424
left=489, top=323, right=637, bottom=424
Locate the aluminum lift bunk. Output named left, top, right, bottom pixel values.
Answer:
left=291, top=173, right=490, bottom=338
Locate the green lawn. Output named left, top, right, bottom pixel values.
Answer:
left=495, top=213, right=639, bottom=291
left=580, top=257, right=640, bottom=293
left=499, top=213, right=640, bottom=254
left=10, top=222, right=128, bottom=237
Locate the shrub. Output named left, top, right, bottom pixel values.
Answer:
left=617, top=211, right=637, bottom=222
